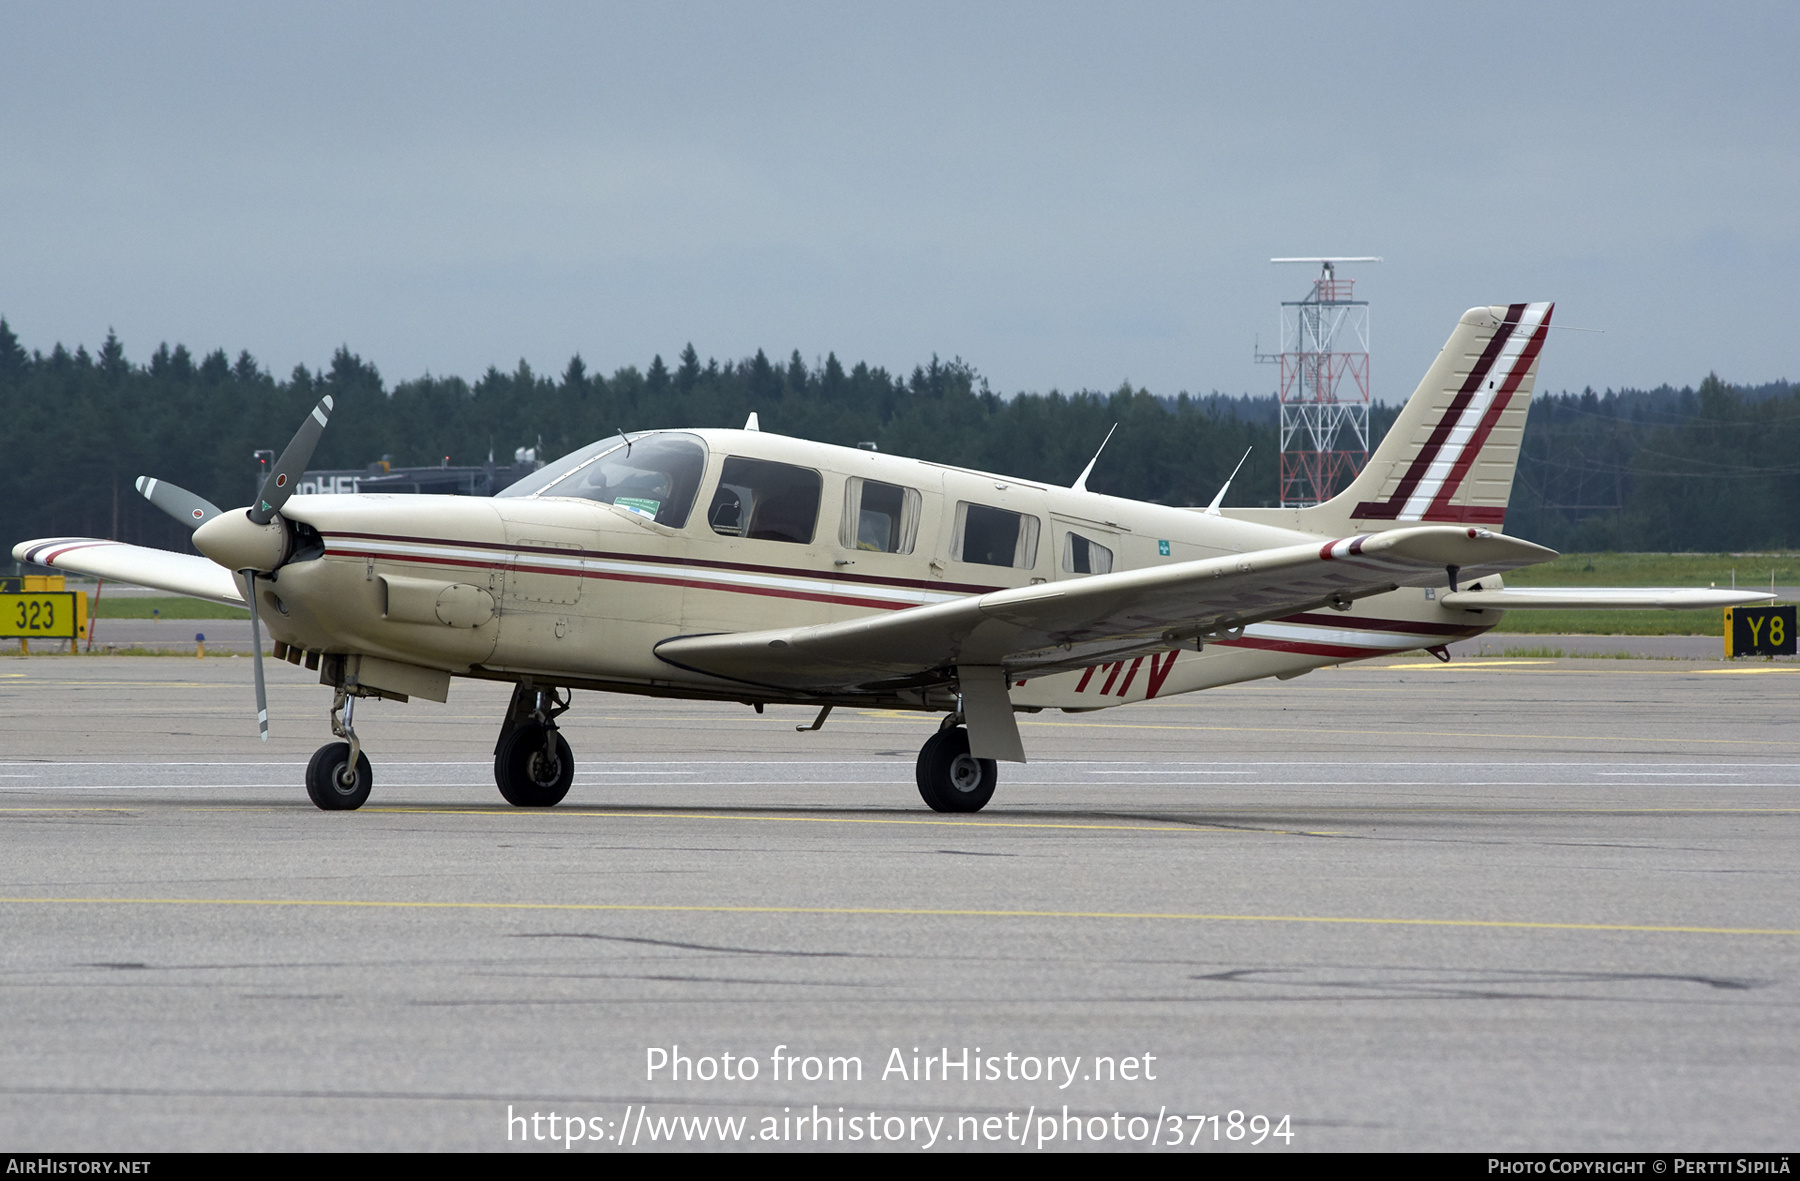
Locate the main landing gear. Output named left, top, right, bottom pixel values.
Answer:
left=494, top=681, right=573, bottom=807
left=915, top=718, right=996, bottom=813
left=306, top=689, right=373, bottom=810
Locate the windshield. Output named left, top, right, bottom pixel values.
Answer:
left=496, top=435, right=625, bottom=498
left=497, top=432, right=708, bottom=529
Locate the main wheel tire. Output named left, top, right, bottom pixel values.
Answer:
left=915, top=726, right=997, bottom=813
left=305, top=741, right=372, bottom=811
left=494, top=722, right=574, bottom=807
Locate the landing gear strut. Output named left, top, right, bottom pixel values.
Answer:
left=915, top=719, right=996, bottom=813
left=306, top=689, right=372, bottom=810
left=494, top=681, right=573, bottom=807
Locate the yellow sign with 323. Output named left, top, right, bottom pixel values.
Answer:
left=1, top=592, right=86, bottom=639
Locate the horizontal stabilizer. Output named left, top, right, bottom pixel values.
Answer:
left=1440, top=587, right=1774, bottom=611
left=12, top=537, right=244, bottom=606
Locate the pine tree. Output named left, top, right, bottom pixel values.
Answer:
left=676, top=343, right=701, bottom=392
left=200, top=348, right=230, bottom=384
left=562, top=354, right=589, bottom=396
left=0, top=318, right=27, bottom=381
left=99, top=330, right=128, bottom=379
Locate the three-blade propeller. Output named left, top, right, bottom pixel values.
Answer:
left=136, top=395, right=336, bottom=741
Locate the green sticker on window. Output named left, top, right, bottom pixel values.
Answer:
left=1158, top=540, right=1171, bottom=556
left=615, top=496, right=662, bottom=519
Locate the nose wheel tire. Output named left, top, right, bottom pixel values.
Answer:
left=916, top=726, right=996, bottom=813
left=495, top=722, right=574, bottom=807
left=305, top=742, right=372, bottom=811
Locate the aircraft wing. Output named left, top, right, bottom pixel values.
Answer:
left=13, top=537, right=245, bottom=606
left=655, top=525, right=1553, bottom=694
left=1441, top=587, right=1773, bottom=610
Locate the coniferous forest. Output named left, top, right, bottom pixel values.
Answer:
left=1, top=318, right=1793, bottom=563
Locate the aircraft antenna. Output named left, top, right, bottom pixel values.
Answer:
left=1203, top=447, right=1253, bottom=515
left=1071, top=424, right=1118, bottom=493
left=1255, top=257, right=1380, bottom=506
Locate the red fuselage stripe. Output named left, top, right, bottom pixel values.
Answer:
left=324, top=547, right=916, bottom=612
left=1274, top=611, right=1481, bottom=637
left=1214, top=635, right=1410, bottom=659
left=322, top=530, right=1003, bottom=595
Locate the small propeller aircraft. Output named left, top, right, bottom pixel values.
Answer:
left=15, top=303, right=1767, bottom=812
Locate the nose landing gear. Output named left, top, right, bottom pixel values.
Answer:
left=306, top=689, right=372, bottom=810
left=494, top=681, right=573, bottom=807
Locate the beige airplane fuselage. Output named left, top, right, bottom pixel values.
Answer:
left=263, top=428, right=1498, bottom=712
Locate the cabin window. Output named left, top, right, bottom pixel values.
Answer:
left=512, top=432, right=707, bottom=528
left=1063, top=532, right=1115, bottom=575
left=953, top=502, right=1040, bottom=568
left=707, top=457, right=822, bottom=544
left=841, top=479, right=921, bottom=554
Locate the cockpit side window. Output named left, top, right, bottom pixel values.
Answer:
left=841, top=478, right=920, bottom=554
left=515, top=432, right=708, bottom=528
left=709, top=457, right=822, bottom=544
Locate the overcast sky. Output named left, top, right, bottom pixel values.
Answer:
left=3, top=2, right=1795, bottom=402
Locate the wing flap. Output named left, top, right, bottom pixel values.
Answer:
left=1441, top=587, right=1774, bottom=610
left=656, top=525, right=1554, bottom=693
left=13, top=537, right=244, bottom=606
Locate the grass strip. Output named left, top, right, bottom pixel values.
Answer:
left=91, top=595, right=248, bottom=620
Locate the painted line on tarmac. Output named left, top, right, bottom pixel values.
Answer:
left=226, top=806, right=1264, bottom=834
left=1382, top=662, right=1799, bottom=675
left=1180, top=805, right=1800, bottom=814
left=2, top=759, right=1790, bottom=768
left=0, top=803, right=1795, bottom=817
left=0, top=895, right=1793, bottom=937
left=990, top=717, right=1800, bottom=748
left=1386, top=660, right=1553, bottom=668
left=3, top=803, right=1792, bottom=828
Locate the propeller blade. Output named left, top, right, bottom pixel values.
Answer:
left=243, top=570, right=269, bottom=742
left=248, top=395, right=335, bottom=525
left=135, top=476, right=223, bottom=531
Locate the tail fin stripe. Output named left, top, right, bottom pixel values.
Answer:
left=1352, top=303, right=1526, bottom=520
left=1421, top=304, right=1553, bottom=520
left=1402, top=301, right=1552, bottom=518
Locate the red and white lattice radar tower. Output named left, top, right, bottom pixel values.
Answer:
left=1255, top=257, right=1381, bottom=506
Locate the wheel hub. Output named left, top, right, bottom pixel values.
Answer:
left=527, top=750, right=561, bottom=787
left=949, top=754, right=983, bottom=793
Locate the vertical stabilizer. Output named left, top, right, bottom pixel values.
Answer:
left=1297, top=302, right=1553, bottom=534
